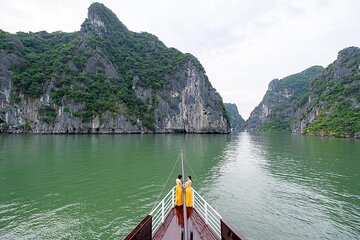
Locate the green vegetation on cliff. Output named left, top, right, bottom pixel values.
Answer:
left=261, top=117, right=291, bottom=131
left=301, top=49, right=360, bottom=137
left=304, top=103, right=360, bottom=137
left=10, top=31, right=80, bottom=98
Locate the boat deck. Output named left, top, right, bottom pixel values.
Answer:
left=153, top=206, right=218, bottom=240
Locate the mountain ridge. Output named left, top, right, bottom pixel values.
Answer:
left=246, top=46, right=360, bottom=138
left=224, top=103, right=245, bottom=132
left=0, top=2, right=230, bottom=134
left=293, top=47, right=360, bottom=138
left=246, top=65, right=324, bottom=131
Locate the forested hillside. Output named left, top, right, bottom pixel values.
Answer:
left=0, top=3, right=230, bottom=134
left=247, top=47, right=360, bottom=138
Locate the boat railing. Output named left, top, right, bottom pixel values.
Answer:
left=149, top=186, right=222, bottom=239
left=192, top=188, right=222, bottom=238
left=150, top=187, right=175, bottom=235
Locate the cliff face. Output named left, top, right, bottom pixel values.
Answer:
left=154, top=60, right=229, bottom=133
left=0, top=3, right=230, bottom=134
left=224, top=103, right=245, bottom=132
left=246, top=66, right=324, bottom=131
left=246, top=46, right=360, bottom=138
left=292, top=47, right=360, bottom=137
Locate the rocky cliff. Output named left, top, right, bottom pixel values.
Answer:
left=0, top=3, right=230, bottom=134
left=292, top=47, right=360, bottom=137
left=246, top=46, right=360, bottom=138
left=246, top=66, right=324, bottom=131
left=224, top=103, right=245, bottom=132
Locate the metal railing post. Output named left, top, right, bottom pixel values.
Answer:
left=172, top=187, right=175, bottom=208
left=205, top=202, right=208, bottom=224
left=161, top=199, right=165, bottom=223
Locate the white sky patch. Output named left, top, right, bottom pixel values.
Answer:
left=0, top=0, right=359, bottom=119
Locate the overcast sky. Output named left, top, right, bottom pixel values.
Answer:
left=1, top=0, right=359, bottom=119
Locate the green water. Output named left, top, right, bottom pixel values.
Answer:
left=0, top=133, right=359, bottom=239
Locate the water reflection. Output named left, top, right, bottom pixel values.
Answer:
left=211, top=132, right=360, bottom=239
left=258, top=133, right=360, bottom=238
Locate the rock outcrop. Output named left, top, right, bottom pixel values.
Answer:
left=0, top=3, right=230, bottom=134
left=246, top=46, right=360, bottom=138
left=224, top=103, right=245, bottom=132
left=154, top=60, right=229, bottom=133
left=292, top=47, right=360, bottom=137
left=246, top=66, right=324, bottom=131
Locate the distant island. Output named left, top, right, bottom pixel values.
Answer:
left=246, top=47, right=360, bottom=138
left=0, top=3, right=230, bottom=134
left=224, top=103, right=245, bottom=132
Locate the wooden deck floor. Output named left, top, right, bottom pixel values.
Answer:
left=153, top=206, right=219, bottom=240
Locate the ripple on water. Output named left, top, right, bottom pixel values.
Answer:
left=0, top=202, right=81, bottom=239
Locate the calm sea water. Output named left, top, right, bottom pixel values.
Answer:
left=0, top=133, right=359, bottom=239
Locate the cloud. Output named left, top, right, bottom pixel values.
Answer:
left=0, top=0, right=359, bottom=119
